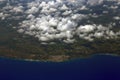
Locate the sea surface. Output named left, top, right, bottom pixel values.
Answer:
left=0, top=55, right=120, bottom=80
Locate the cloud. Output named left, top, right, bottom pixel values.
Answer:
left=0, top=12, right=9, bottom=20
left=26, top=6, right=39, bottom=14
left=77, top=25, right=96, bottom=33
left=0, top=0, right=120, bottom=44
left=113, top=16, right=120, bottom=20
left=0, top=0, right=5, bottom=2
left=87, top=0, right=104, bottom=6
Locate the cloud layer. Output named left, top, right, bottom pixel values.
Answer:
left=1, top=0, right=120, bottom=44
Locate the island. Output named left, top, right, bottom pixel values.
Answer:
left=0, top=0, right=120, bottom=62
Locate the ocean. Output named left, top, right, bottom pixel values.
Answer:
left=0, top=55, right=120, bottom=80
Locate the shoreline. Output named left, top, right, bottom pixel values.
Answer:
left=0, top=53, right=119, bottom=63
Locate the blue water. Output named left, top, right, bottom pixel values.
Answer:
left=0, top=55, right=120, bottom=80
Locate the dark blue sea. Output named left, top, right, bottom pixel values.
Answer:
left=0, top=55, right=120, bottom=80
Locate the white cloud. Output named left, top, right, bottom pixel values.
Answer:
left=17, top=0, right=120, bottom=43
left=0, top=0, right=5, bottom=2
left=0, top=12, right=9, bottom=20
left=113, top=16, right=120, bottom=20
left=1, top=0, right=120, bottom=44
left=60, top=4, right=69, bottom=10
left=87, top=0, right=104, bottom=6
left=77, top=25, right=96, bottom=33
left=11, top=6, right=24, bottom=13
left=26, top=6, right=39, bottom=14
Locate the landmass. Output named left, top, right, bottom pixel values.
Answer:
left=0, top=0, right=120, bottom=62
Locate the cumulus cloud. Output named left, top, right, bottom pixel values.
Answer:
left=1, top=0, right=120, bottom=44
left=87, top=0, right=104, bottom=6
left=0, top=0, right=4, bottom=1
left=113, top=16, right=120, bottom=20
left=77, top=25, right=96, bottom=33
left=0, top=12, right=9, bottom=20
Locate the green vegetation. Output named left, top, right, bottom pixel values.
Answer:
left=0, top=22, right=120, bottom=62
left=0, top=1, right=120, bottom=62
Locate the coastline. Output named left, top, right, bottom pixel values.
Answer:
left=0, top=53, right=120, bottom=80
left=0, top=53, right=119, bottom=63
